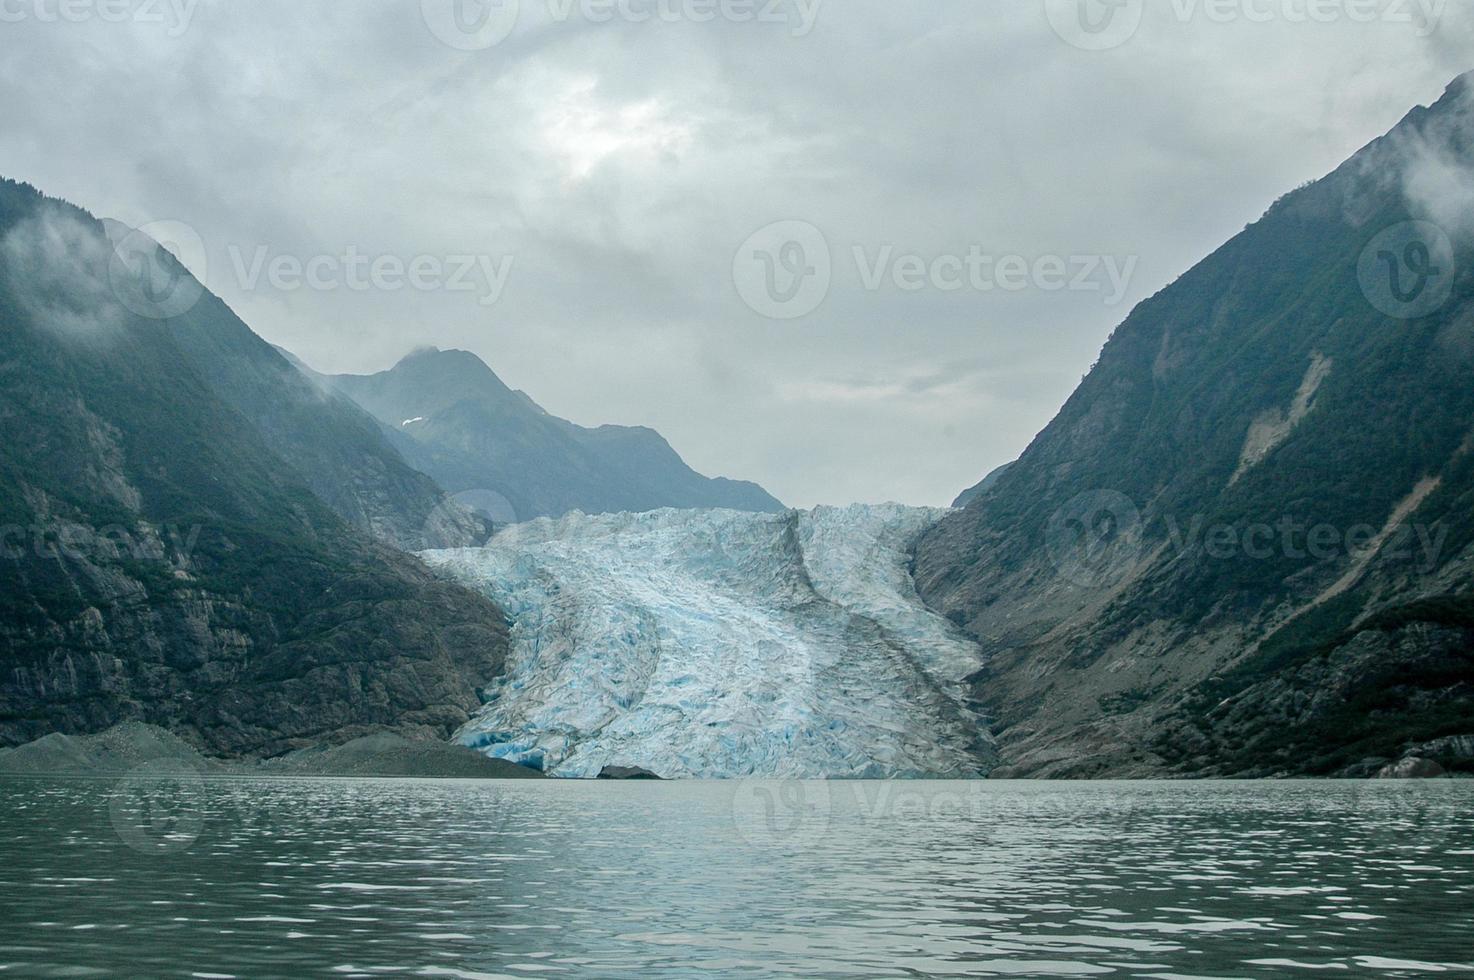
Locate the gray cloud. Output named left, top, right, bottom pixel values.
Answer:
left=1395, top=81, right=1474, bottom=241
left=1, top=208, right=126, bottom=342
left=0, top=2, right=1470, bottom=506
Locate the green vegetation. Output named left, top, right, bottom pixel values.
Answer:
left=0, top=177, right=507, bottom=756
left=916, top=76, right=1474, bottom=776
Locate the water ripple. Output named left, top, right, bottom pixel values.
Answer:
left=0, top=779, right=1470, bottom=977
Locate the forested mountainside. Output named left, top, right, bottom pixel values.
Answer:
left=916, top=74, right=1474, bottom=778
left=0, top=178, right=509, bottom=755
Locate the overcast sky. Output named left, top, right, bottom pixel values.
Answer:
left=1, top=2, right=1470, bottom=507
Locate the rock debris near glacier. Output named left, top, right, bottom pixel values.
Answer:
left=421, top=504, right=994, bottom=778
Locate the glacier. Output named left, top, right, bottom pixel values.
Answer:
left=421, top=504, right=994, bottom=779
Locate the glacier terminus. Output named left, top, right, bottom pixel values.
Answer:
left=421, top=505, right=996, bottom=778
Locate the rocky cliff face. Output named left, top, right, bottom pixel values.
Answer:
left=914, top=74, right=1474, bottom=778
left=0, top=179, right=509, bottom=756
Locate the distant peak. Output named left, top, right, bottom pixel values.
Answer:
left=377, top=346, right=513, bottom=401
left=1379, top=71, right=1474, bottom=137
left=395, top=346, right=491, bottom=369
left=1429, top=69, right=1474, bottom=112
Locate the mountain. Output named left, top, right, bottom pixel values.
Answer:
left=313, top=347, right=784, bottom=523
left=914, top=73, right=1474, bottom=778
left=98, top=222, right=484, bottom=553
left=424, top=505, right=993, bottom=778
left=952, top=461, right=1015, bottom=508
left=0, top=178, right=510, bottom=755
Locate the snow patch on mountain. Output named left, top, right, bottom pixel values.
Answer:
left=421, top=504, right=993, bottom=778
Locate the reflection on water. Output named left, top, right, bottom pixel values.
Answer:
left=0, top=778, right=1471, bottom=977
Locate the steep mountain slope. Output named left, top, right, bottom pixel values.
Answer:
left=914, top=73, right=1474, bottom=778
left=99, top=222, right=483, bottom=552
left=317, top=347, right=783, bottom=522
left=0, top=178, right=510, bottom=755
left=953, top=461, right=1015, bottom=508
left=424, top=505, right=993, bottom=778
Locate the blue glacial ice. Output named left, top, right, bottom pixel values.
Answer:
left=420, top=504, right=994, bottom=778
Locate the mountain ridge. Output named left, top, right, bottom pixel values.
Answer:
left=0, top=177, right=511, bottom=757
left=98, top=223, right=486, bottom=552
left=914, top=71, right=1474, bottom=778
left=308, top=345, right=784, bottom=523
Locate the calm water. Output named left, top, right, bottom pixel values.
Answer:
left=1, top=777, right=1471, bottom=978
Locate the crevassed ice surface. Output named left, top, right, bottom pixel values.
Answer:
left=421, top=504, right=994, bottom=778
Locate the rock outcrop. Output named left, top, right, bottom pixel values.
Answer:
left=1376, top=756, right=1447, bottom=779
left=597, top=766, right=663, bottom=780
